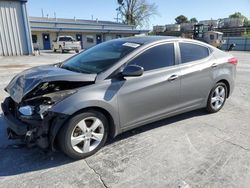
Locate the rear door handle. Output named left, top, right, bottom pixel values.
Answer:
left=211, top=63, right=218, bottom=68
left=168, top=74, right=179, bottom=81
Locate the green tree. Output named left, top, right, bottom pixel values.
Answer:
left=229, top=12, right=249, bottom=26
left=117, top=0, right=158, bottom=28
left=175, top=15, right=189, bottom=24
left=190, top=17, right=198, bottom=23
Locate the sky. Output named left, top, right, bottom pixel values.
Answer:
left=27, top=0, right=250, bottom=29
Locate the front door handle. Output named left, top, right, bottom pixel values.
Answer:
left=168, top=74, right=179, bottom=81
left=211, top=63, right=218, bottom=68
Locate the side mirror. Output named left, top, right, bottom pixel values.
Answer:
left=122, top=65, right=144, bottom=77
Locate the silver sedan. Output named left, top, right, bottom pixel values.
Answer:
left=2, top=36, right=237, bottom=159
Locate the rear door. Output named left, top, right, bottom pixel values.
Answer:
left=178, top=42, right=215, bottom=108
left=117, top=42, right=182, bottom=129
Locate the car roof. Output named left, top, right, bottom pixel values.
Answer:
left=116, top=36, right=178, bottom=45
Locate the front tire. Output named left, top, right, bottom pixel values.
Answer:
left=58, top=111, right=109, bottom=159
left=206, top=82, right=227, bottom=113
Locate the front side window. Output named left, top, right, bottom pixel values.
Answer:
left=61, top=40, right=141, bottom=74
left=128, top=43, right=175, bottom=71
left=180, top=43, right=209, bottom=64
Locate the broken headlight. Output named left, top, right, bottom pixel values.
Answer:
left=38, top=89, right=77, bottom=118
left=20, top=89, right=77, bottom=119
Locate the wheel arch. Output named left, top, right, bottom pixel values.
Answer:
left=50, top=106, right=118, bottom=151
left=217, top=79, right=230, bottom=98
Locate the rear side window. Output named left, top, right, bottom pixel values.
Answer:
left=128, top=43, right=175, bottom=71
left=180, top=43, right=209, bottom=64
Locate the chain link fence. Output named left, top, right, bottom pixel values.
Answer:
left=221, top=36, right=250, bottom=51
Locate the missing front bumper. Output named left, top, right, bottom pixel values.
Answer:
left=1, top=97, right=69, bottom=150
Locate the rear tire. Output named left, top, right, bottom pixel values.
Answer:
left=206, top=82, right=227, bottom=113
left=58, top=110, right=109, bottom=160
left=75, top=49, right=79, bottom=53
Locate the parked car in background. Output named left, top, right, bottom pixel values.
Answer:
left=52, top=36, right=81, bottom=53
left=1, top=36, right=237, bottom=159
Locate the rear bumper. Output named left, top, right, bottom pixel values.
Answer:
left=63, top=47, right=80, bottom=50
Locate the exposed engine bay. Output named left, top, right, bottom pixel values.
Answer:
left=1, top=65, right=96, bottom=150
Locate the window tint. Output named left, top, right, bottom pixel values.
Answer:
left=128, top=43, right=175, bottom=71
left=180, top=43, right=209, bottom=64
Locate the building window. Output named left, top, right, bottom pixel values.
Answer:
left=87, top=35, right=94, bottom=43
left=32, top=35, right=37, bottom=43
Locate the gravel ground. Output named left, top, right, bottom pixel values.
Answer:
left=0, top=51, right=249, bottom=188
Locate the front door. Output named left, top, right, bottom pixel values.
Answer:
left=76, top=34, right=83, bottom=49
left=117, top=43, right=181, bottom=129
left=42, top=34, right=51, bottom=50
left=96, top=34, right=102, bottom=44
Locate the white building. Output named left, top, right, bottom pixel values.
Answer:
left=29, top=17, right=149, bottom=50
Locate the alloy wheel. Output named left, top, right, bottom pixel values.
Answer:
left=70, top=117, right=104, bottom=154
left=210, top=85, right=226, bottom=111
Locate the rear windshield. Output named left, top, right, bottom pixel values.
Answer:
left=59, top=37, right=74, bottom=42
left=61, top=40, right=141, bottom=74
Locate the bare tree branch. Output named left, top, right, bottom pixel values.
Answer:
left=117, top=0, right=158, bottom=28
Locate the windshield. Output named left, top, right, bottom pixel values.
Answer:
left=61, top=40, right=141, bottom=74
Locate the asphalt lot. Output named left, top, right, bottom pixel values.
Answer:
left=0, top=51, right=249, bottom=188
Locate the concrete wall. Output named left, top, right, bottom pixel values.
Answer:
left=221, top=36, right=250, bottom=51
left=0, top=0, right=32, bottom=56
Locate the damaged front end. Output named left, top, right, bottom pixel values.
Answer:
left=1, top=65, right=96, bottom=150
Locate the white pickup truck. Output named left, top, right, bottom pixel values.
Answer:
left=52, top=36, right=81, bottom=53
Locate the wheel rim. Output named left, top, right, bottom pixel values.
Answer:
left=210, top=85, right=226, bottom=110
left=70, top=117, right=104, bottom=154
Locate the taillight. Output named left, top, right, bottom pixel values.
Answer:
left=228, top=57, right=238, bottom=65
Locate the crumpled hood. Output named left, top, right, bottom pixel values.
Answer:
left=5, top=65, right=97, bottom=103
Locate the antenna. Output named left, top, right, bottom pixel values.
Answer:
left=41, top=8, right=44, bottom=17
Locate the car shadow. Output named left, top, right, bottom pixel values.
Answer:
left=0, top=109, right=208, bottom=177
left=109, top=109, right=208, bottom=143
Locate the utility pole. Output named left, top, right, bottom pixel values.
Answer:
left=115, top=0, right=124, bottom=23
